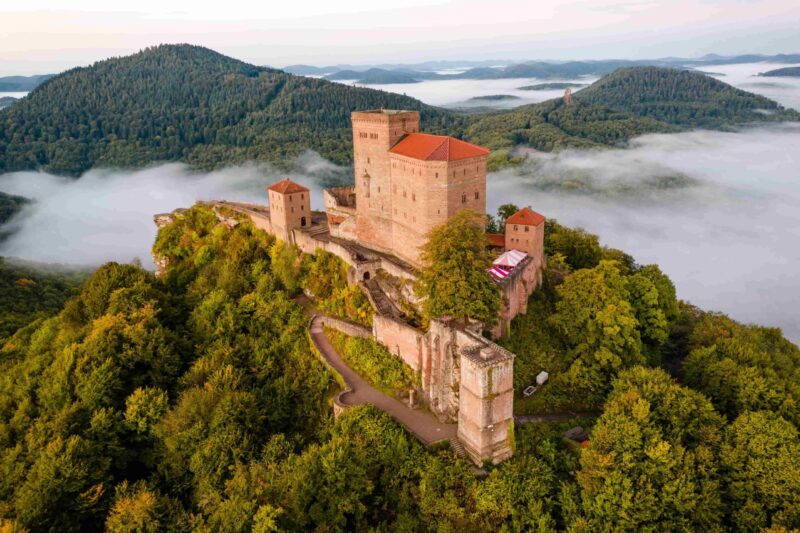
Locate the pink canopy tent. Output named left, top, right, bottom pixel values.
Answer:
left=486, top=250, right=528, bottom=282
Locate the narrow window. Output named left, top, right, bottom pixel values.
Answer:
left=412, top=193, right=416, bottom=201
left=301, top=205, right=304, bottom=211
left=291, top=207, right=294, bottom=213
left=301, top=216, right=306, bottom=227
left=367, top=157, right=371, bottom=164
left=463, top=169, right=466, bottom=176
left=435, top=172, right=438, bottom=178
left=474, top=191, right=479, bottom=200
left=461, top=193, right=466, bottom=203
left=514, top=225, right=518, bottom=231
left=524, top=226, right=529, bottom=232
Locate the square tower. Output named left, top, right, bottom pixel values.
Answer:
left=388, top=134, right=489, bottom=266
left=351, top=110, right=420, bottom=252
left=504, top=207, right=545, bottom=260
left=267, top=179, right=311, bottom=240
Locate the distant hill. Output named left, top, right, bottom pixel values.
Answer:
left=469, top=95, right=520, bottom=101
left=574, top=67, right=800, bottom=128
left=323, top=68, right=420, bottom=84
left=3, top=50, right=799, bottom=177
left=467, top=98, right=678, bottom=160
left=518, top=83, right=586, bottom=91
left=759, top=67, right=800, bottom=78
left=0, top=191, right=29, bottom=225
left=281, top=64, right=335, bottom=76
left=0, top=96, right=17, bottom=109
left=467, top=66, right=799, bottom=162
left=0, top=74, right=54, bottom=92
left=0, top=44, right=464, bottom=175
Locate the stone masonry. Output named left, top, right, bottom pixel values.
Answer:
left=153, top=109, right=549, bottom=465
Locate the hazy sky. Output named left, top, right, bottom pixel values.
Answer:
left=1, top=0, right=799, bottom=75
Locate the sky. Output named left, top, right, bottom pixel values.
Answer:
left=1, top=0, right=799, bottom=75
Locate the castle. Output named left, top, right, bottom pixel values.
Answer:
left=155, top=110, right=546, bottom=465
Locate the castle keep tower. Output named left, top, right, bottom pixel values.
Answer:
left=352, top=110, right=420, bottom=253
left=268, top=178, right=311, bottom=241
left=351, top=109, right=489, bottom=266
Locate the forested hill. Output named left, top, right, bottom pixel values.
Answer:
left=0, top=44, right=463, bottom=176
left=466, top=66, right=799, bottom=161
left=574, top=66, right=800, bottom=128
left=759, top=66, right=800, bottom=77
left=2, top=50, right=798, bottom=176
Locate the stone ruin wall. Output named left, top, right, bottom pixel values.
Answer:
left=155, top=201, right=527, bottom=465
left=492, top=256, right=544, bottom=338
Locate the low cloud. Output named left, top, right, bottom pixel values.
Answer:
left=1, top=126, right=798, bottom=343
left=488, top=124, right=800, bottom=343
left=0, top=151, right=347, bottom=269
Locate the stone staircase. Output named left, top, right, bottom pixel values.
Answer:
left=449, top=437, right=467, bottom=459
left=362, top=278, right=401, bottom=318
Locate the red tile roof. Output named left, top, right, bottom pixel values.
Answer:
left=486, top=233, right=506, bottom=247
left=507, top=207, right=545, bottom=226
left=267, top=179, right=309, bottom=195
left=389, top=133, right=489, bottom=161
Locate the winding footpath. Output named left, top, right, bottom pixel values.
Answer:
left=309, top=315, right=457, bottom=446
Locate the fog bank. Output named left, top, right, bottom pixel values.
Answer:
left=1, top=127, right=798, bottom=343
left=489, top=123, right=800, bottom=343
left=0, top=152, right=344, bottom=268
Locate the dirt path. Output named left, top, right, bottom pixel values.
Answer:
left=309, top=315, right=457, bottom=445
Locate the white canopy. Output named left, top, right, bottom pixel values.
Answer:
left=493, top=249, right=528, bottom=268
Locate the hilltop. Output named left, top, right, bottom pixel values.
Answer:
left=2, top=49, right=798, bottom=176
left=0, top=44, right=463, bottom=175
left=324, top=68, right=420, bottom=84
left=0, top=74, right=54, bottom=92
left=574, top=66, right=799, bottom=128
left=759, top=66, right=800, bottom=78
left=467, top=66, right=799, bottom=159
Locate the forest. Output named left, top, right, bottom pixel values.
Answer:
left=0, top=203, right=798, bottom=532
left=573, top=66, right=800, bottom=128
left=3, top=45, right=799, bottom=177
left=0, top=45, right=464, bottom=176
left=0, top=192, right=28, bottom=226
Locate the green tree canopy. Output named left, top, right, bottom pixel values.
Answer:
left=548, top=261, right=644, bottom=402
left=720, top=411, right=800, bottom=530
left=415, top=209, right=500, bottom=326
left=576, top=366, right=726, bottom=531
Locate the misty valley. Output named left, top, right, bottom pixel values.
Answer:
left=1, top=57, right=799, bottom=342
left=1, top=23, right=800, bottom=531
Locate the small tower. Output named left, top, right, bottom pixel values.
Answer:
left=267, top=179, right=311, bottom=240
left=504, top=207, right=545, bottom=260
left=563, top=87, right=573, bottom=106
